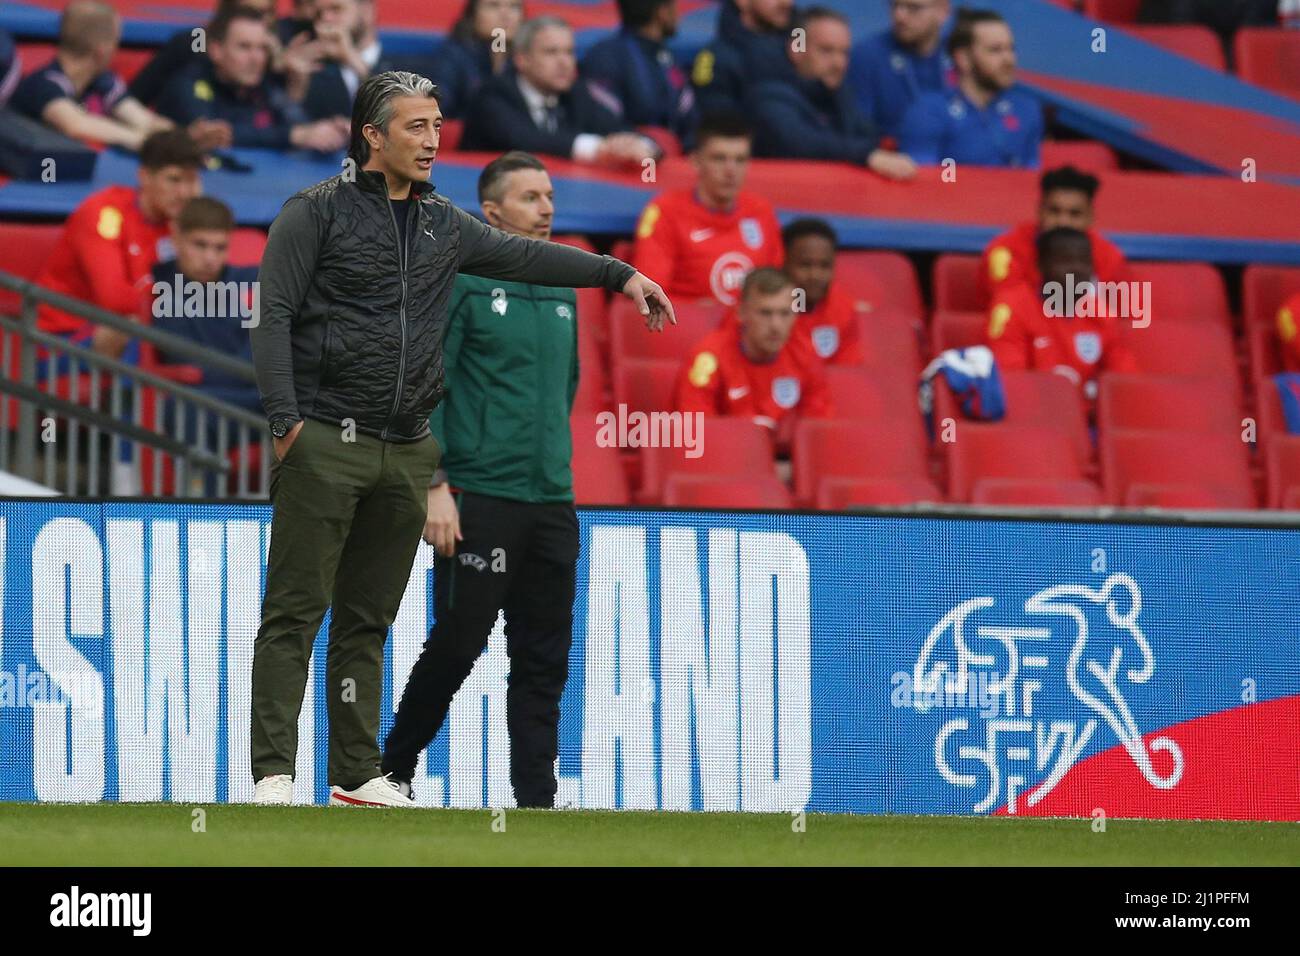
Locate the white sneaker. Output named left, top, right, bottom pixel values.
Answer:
left=253, top=773, right=293, bottom=805
left=329, top=773, right=416, bottom=808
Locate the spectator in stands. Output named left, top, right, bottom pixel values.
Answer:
left=1276, top=292, right=1300, bottom=373
left=749, top=8, right=917, bottom=180
left=780, top=218, right=868, bottom=365
left=461, top=16, right=659, bottom=165
left=675, top=267, right=833, bottom=439
left=129, top=0, right=277, bottom=108
left=35, top=129, right=204, bottom=353
left=691, top=0, right=794, bottom=117
left=154, top=5, right=349, bottom=152
left=633, top=112, right=782, bottom=307
left=299, top=0, right=436, bottom=120
left=279, top=0, right=318, bottom=45
left=985, top=227, right=1136, bottom=409
left=979, top=165, right=1129, bottom=306
left=139, top=197, right=262, bottom=413
left=581, top=0, right=697, bottom=148
left=849, top=0, right=954, bottom=138
left=431, top=0, right=526, bottom=119
left=10, top=1, right=183, bottom=152
left=897, top=8, right=1043, bottom=169
left=0, top=27, right=20, bottom=108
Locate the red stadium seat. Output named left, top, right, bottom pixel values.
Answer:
left=227, top=228, right=268, bottom=267
left=792, top=418, right=930, bottom=507
left=1039, top=140, right=1119, bottom=175
left=971, top=478, right=1103, bottom=507
left=1102, top=429, right=1255, bottom=508
left=439, top=119, right=464, bottom=151
left=945, top=423, right=1084, bottom=503
left=933, top=369, right=1092, bottom=467
left=111, top=47, right=155, bottom=83
left=1242, top=265, right=1300, bottom=327
left=816, top=476, right=942, bottom=509
left=932, top=254, right=985, bottom=313
left=637, top=417, right=773, bottom=504
left=836, top=251, right=922, bottom=318
left=553, top=234, right=596, bottom=254
left=662, top=474, right=792, bottom=509
left=1124, top=320, right=1238, bottom=382
left=1097, top=373, right=1241, bottom=433
left=570, top=413, right=630, bottom=505
left=0, top=223, right=63, bottom=316
left=613, top=358, right=677, bottom=416
left=1255, top=378, right=1288, bottom=452
left=609, top=297, right=721, bottom=362
left=1266, top=436, right=1300, bottom=509
left=610, top=239, right=634, bottom=265
left=930, top=310, right=987, bottom=355
left=1126, top=25, right=1226, bottom=72
left=857, top=312, right=924, bottom=378
left=1083, top=0, right=1140, bottom=22
left=823, top=366, right=891, bottom=422
left=1235, top=28, right=1300, bottom=100
left=1129, top=261, right=1229, bottom=324
left=1247, top=324, right=1283, bottom=396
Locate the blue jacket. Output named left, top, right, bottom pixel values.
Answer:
left=898, top=85, right=1043, bottom=168
left=849, top=27, right=954, bottom=138
left=154, top=59, right=306, bottom=150
left=691, top=0, right=792, bottom=117
left=150, top=260, right=262, bottom=410
left=749, top=75, right=881, bottom=164
left=302, top=48, right=439, bottom=121
left=427, top=35, right=494, bottom=119
left=581, top=28, right=696, bottom=142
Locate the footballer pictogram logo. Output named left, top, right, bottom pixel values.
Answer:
left=909, top=573, right=1185, bottom=814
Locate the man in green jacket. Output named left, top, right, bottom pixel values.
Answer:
left=382, top=151, right=608, bottom=808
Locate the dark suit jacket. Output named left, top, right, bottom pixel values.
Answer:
left=460, top=69, right=631, bottom=157
left=302, top=48, right=439, bottom=120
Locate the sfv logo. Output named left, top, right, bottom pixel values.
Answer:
left=909, top=573, right=1184, bottom=813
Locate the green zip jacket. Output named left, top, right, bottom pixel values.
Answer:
left=430, top=273, right=581, bottom=503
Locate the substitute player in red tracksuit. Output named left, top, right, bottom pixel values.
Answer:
left=676, top=267, right=832, bottom=451
left=978, top=165, right=1129, bottom=308
left=36, top=129, right=203, bottom=351
left=634, top=112, right=781, bottom=307
left=986, top=227, right=1137, bottom=412
left=1276, top=292, right=1300, bottom=373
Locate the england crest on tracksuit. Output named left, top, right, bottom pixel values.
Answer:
left=811, top=325, right=839, bottom=359
left=772, top=376, right=801, bottom=409
left=740, top=218, right=763, bottom=250
left=1074, top=331, right=1102, bottom=364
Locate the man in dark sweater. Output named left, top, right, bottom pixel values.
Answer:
left=249, top=71, right=674, bottom=808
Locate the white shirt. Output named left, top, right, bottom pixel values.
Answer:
left=516, top=75, right=603, bottom=162
left=340, top=41, right=383, bottom=100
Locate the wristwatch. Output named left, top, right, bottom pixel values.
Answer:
left=270, top=416, right=299, bottom=439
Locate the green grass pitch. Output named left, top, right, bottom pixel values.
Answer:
left=1, top=804, right=1296, bottom=865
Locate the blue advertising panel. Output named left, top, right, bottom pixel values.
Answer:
left=1, top=499, right=1297, bottom=818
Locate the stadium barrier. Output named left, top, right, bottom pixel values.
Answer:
left=1, top=497, right=1297, bottom=819
left=0, top=271, right=268, bottom=498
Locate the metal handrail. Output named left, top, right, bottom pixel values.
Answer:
left=0, top=271, right=259, bottom=381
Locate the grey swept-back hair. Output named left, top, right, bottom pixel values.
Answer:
left=514, top=15, right=571, bottom=55
left=349, top=70, right=440, bottom=165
